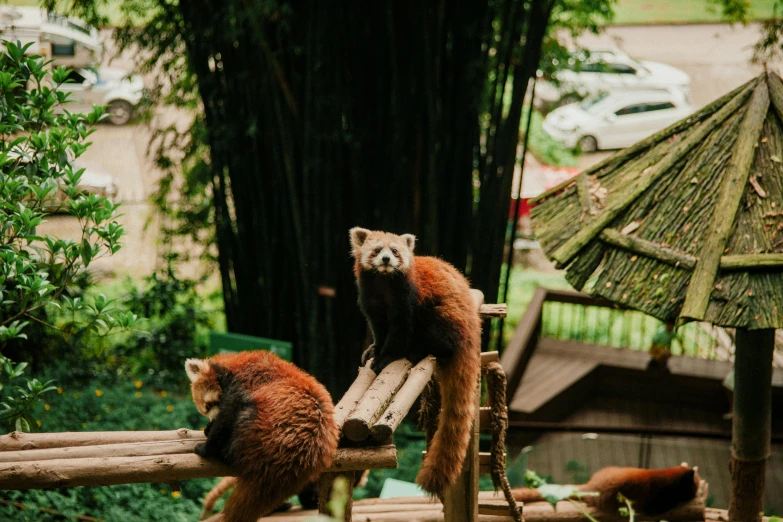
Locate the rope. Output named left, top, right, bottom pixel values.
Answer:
left=484, top=361, right=523, bottom=522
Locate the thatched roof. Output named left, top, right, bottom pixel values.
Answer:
left=531, top=72, right=783, bottom=329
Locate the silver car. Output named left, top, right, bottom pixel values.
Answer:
left=57, top=67, right=145, bottom=125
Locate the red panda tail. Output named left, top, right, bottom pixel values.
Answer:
left=415, top=330, right=481, bottom=497
left=200, top=476, right=236, bottom=520
left=221, top=476, right=290, bottom=522
left=509, top=487, right=548, bottom=503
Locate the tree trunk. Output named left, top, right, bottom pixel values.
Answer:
left=728, top=328, right=774, bottom=522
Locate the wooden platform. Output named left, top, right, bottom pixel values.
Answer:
left=258, top=494, right=734, bottom=522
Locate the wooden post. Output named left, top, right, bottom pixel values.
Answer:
left=728, top=328, right=774, bottom=522
left=318, top=472, right=355, bottom=522
left=442, top=290, right=483, bottom=522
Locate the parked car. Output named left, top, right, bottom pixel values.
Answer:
left=542, top=89, right=693, bottom=152
left=535, top=50, right=691, bottom=111
left=57, top=67, right=145, bottom=125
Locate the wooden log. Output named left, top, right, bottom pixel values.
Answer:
left=720, top=253, right=783, bottom=271
left=729, top=329, right=775, bottom=522
left=480, top=351, right=499, bottom=365
left=767, top=72, right=783, bottom=122
left=0, top=439, right=202, bottom=463
left=478, top=500, right=523, bottom=517
left=681, top=81, right=769, bottom=321
left=550, top=80, right=756, bottom=268
left=371, top=356, right=436, bottom=441
left=0, top=445, right=396, bottom=490
left=0, top=429, right=204, bottom=451
left=599, top=228, right=696, bottom=270
left=478, top=304, right=507, bottom=318
left=334, top=363, right=377, bottom=430
left=343, top=359, right=413, bottom=442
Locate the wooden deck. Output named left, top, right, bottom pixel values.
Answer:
left=255, top=494, right=748, bottom=522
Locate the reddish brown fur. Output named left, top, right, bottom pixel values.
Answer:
left=189, top=351, right=340, bottom=522
left=511, top=466, right=700, bottom=515
left=351, top=230, right=481, bottom=497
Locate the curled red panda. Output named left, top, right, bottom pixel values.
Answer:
left=511, top=465, right=701, bottom=515
left=186, top=351, right=339, bottom=522
left=349, top=227, right=481, bottom=497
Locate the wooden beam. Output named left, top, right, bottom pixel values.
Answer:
left=342, top=359, right=412, bottom=442
left=551, top=81, right=756, bottom=268
left=0, top=429, right=205, bottom=451
left=720, top=253, right=783, bottom=271
left=481, top=351, right=499, bottom=365
left=599, top=228, right=696, bottom=269
left=681, top=81, right=769, bottom=321
left=767, top=72, right=783, bottom=123
left=478, top=500, right=523, bottom=517
left=371, top=356, right=436, bottom=442
left=0, top=445, right=396, bottom=490
left=501, top=287, right=546, bottom=400
left=479, top=304, right=507, bottom=318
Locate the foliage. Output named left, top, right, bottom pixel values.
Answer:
left=0, top=376, right=216, bottom=521
left=0, top=41, right=135, bottom=432
left=525, top=108, right=580, bottom=167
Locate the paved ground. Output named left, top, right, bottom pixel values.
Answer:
left=577, top=22, right=781, bottom=170
left=40, top=23, right=782, bottom=278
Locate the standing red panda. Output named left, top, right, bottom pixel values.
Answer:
left=185, top=351, right=340, bottom=522
left=349, top=227, right=481, bottom=497
left=511, top=465, right=701, bottom=515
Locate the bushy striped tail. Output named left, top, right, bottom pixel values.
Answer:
left=415, top=343, right=480, bottom=497
left=200, top=476, right=236, bottom=520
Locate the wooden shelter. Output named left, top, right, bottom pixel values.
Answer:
left=530, top=72, right=783, bottom=521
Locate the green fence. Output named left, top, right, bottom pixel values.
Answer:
left=208, top=331, right=293, bottom=361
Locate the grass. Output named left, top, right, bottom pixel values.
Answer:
left=611, top=0, right=778, bottom=25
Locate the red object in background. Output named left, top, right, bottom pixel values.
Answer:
left=511, top=157, right=580, bottom=220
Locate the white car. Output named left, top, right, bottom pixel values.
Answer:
left=543, top=89, right=693, bottom=152
left=57, top=67, right=145, bottom=125
left=536, top=50, right=691, bottom=110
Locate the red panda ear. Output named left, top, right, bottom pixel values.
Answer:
left=350, top=227, right=371, bottom=252
left=401, top=234, right=416, bottom=252
left=185, top=358, right=209, bottom=382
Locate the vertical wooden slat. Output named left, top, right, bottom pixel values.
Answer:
left=442, top=290, right=484, bottom=522
left=318, top=472, right=355, bottom=522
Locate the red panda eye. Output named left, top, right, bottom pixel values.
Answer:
left=391, top=248, right=398, bottom=255
left=374, top=247, right=382, bottom=254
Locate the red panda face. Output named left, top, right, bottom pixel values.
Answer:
left=350, top=227, right=416, bottom=274
left=185, top=358, right=222, bottom=420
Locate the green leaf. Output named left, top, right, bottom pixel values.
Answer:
left=15, top=416, right=30, bottom=433
left=537, top=485, right=579, bottom=510
left=81, top=237, right=93, bottom=266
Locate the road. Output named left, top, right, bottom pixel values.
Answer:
left=39, top=23, right=781, bottom=277
left=576, top=23, right=780, bottom=170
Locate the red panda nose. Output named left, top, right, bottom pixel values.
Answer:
left=382, top=255, right=391, bottom=263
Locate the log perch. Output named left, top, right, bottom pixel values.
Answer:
left=0, top=439, right=204, bottom=463
left=334, top=362, right=377, bottom=430
left=370, top=356, right=436, bottom=441
left=0, top=445, right=397, bottom=490
left=481, top=351, right=499, bottom=365
left=0, top=429, right=204, bottom=451
left=343, top=359, right=413, bottom=442
left=479, top=304, right=507, bottom=318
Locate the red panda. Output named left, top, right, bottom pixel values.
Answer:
left=349, top=227, right=482, bottom=497
left=511, top=465, right=701, bottom=515
left=185, top=351, right=340, bottom=522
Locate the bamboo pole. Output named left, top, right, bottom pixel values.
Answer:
left=0, top=429, right=204, bottom=451
left=550, top=81, right=756, bottom=268
left=342, top=359, right=413, bottom=442
left=334, top=362, right=377, bottom=430
left=371, top=356, right=436, bottom=442
left=0, top=446, right=396, bottom=490
left=0, top=439, right=202, bottom=463
left=719, top=253, right=783, bottom=271
left=681, top=81, right=770, bottom=321
left=729, top=328, right=774, bottom=522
